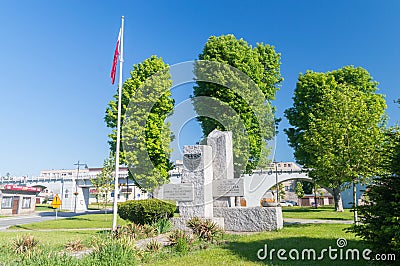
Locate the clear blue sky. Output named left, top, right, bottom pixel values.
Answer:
left=0, top=1, right=399, bottom=176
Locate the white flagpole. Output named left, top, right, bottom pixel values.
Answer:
left=113, top=16, right=124, bottom=231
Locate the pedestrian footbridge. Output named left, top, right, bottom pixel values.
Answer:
left=242, top=169, right=313, bottom=207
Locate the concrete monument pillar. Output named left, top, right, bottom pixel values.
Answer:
left=207, top=129, right=235, bottom=207
left=179, top=145, right=214, bottom=218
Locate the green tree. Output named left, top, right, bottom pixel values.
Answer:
left=91, top=155, right=114, bottom=214
left=300, top=181, right=313, bottom=194
left=285, top=66, right=386, bottom=214
left=193, top=34, right=282, bottom=176
left=105, top=56, right=174, bottom=192
left=312, top=183, right=324, bottom=209
left=295, top=181, right=305, bottom=206
left=349, top=127, right=400, bottom=257
left=270, top=183, right=285, bottom=202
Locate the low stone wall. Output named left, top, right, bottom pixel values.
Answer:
left=213, top=207, right=283, bottom=232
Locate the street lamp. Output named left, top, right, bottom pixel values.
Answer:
left=73, top=161, right=87, bottom=213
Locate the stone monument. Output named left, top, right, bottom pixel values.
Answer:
left=168, top=145, right=224, bottom=229
left=207, top=129, right=235, bottom=207
left=179, top=145, right=213, bottom=218
left=160, top=130, right=283, bottom=232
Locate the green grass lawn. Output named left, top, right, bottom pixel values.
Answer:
left=8, top=213, right=129, bottom=230
left=282, top=206, right=354, bottom=220
left=35, top=203, right=55, bottom=212
left=88, top=203, right=114, bottom=210
left=0, top=213, right=369, bottom=265
left=0, top=230, right=99, bottom=249
left=150, top=224, right=367, bottom=266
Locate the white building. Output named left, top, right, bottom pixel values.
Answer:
left=1, top=167, right=148, bottom=212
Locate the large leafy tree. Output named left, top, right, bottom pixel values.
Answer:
left=193, top=34, right=282, bottom=175
left=105, top=56, right=174, bottom=192
left=285, top=66, right=386, bottom=212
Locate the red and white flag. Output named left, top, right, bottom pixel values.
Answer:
left=110, top=28, right=121, bottom=84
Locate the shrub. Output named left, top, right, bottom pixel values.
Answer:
left=146, top=240, right=161, bottom=251
left=152, top=218, right=172, bottom=234
left=65, top=239, right=84, bottom=252
left=87, top=237, right=138, bottom=265
left=18, top=251, right=78, bottom=266
left=142, top=224, right=157, bottom=238
left=118, top=223, right=157, bottom=240
left=187, top=217, right=223, bottom=242
left=168, top=230, right=193, bottom=246
left=13, top=235, right=39, bottom=256
left=121, top=223, right=144, bottom=240
left=175, top=237, right=189, bottom=254
left=348, top=129, right=400, bottom=257
left=348, top=174, right=400, bottom=257
left=118, top=199, right=176, bottom=225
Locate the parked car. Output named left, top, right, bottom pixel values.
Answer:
left=311, top=202, right=321, bottom=207
left=286, top=200, right=298, bottom=206
left=279, top=201, right=293, bottom=207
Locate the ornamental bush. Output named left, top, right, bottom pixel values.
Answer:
left=187, top=217, right=223, bottom=242
left=349, top=174, right=400, bottom=257
left=348, top=129, right=400, bottom=257
left=118, top=199, right=176, bottom=225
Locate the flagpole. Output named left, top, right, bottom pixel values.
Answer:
left=113, top=16, right=124, bottom=231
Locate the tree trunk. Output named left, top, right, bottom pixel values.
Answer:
left=353, top=180, right=358, bottom=225
left=314, top=183, right=318, bottom=209
left=332, top=187, right=344, bottom=212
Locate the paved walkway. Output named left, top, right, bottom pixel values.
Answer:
left=283, top=218, right=353, bottom=225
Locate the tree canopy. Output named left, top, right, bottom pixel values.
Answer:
left=349, top=126, right=400, bottom=256
left=105, top=55, right=174, bottom=192
left=193, top=34, right=282, bottom=175
left=285, top=66, right=387, bottom=211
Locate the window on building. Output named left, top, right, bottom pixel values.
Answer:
left=65, top=193, right=68, bottom=199
left=22, top=197, right=31, bottom=209
left=1, top=196, right=13, bottom=209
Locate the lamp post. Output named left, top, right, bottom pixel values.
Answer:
left=73, top=161, right=87, bottom=213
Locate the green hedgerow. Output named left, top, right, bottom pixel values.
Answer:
left=118, top=199, right=176, bottom=225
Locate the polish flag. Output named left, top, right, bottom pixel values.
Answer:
left=111, top=29, right=121, bottom=84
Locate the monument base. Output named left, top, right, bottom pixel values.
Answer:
left=213, top=207, right=283, bottom=232
left=171, top=217, right=225, bottom=231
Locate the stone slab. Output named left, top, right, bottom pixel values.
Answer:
left=163, top=183, right=194, bottom=201
left=213, top=178, right=244, bottom=197
left=213, top=207, right=283, bottom=232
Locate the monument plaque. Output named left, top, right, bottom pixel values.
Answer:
left=163, top=183, right=194, bottom=201
left=213, top=178, right=244, bottom=197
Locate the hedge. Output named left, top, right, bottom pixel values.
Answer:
left=118, top=199, right=176, bottom=225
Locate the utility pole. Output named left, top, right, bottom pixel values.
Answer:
left=73, top=161, right=87, bottom=213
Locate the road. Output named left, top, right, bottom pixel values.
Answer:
left=283, top=218, right=353, bottom=225
left=0, top=209, right=110, bottom=230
